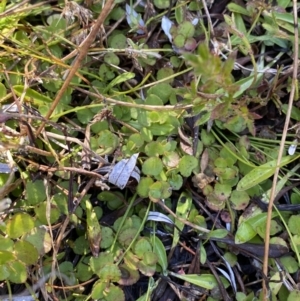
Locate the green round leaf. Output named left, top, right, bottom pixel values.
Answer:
left=99, top=64, right=115, bottom=80
left=7, top=261, right=27, bottom=283
left=118, top=227, right=139, bottom=247
left=134, top=238, right=152, bottom=258
left=25, top=180, right=46, bottom=205
left=230, top=190, right=250, bottom=210
left=147, top=83, right=173, bottom=104
left=110, top=7, right=125, bottom=21
left=47, top=14, right=67, bottom=29
left=128, top=133, right=144, bottom=150
left=280, top=256, right=298, bottom=273
left=148, top=123, right=174, bottom=135
left=59, top=261, right=74, bottom=276
left=109, top=33, right=127, bottom=48
left=137, top=177, right=154, bottom=197
left=97, top=264, right=121, bottom=282
left=214, top=157, right=228, bottom=168
left=179, top=155, right=198, bottom=177
left=77, top=108, right=94, bottom=124
left=73, top=235, right=89, bottom=255
left=170, top=56, right=181, bottom=68
left=145, top=141, right=166, bottom=157
left=224, top=115, right=246, bottom=132
left=288, top=215, right=300, bottom=235
left=214, top=166, right=238, bottom=180
left=14, top=240, right=38, bottom=265
left=104, top=52, right=120, bottom=65
left=91, top=281, right=106, bottom=299
left=148, top=111, right=160, bottom=123
left=90, top=253, right=114, bottom=274
left=146, top=94, right=164, bottom=106
left=76, top=260, right=94, bottom=282
left=107, top=198, right=123, bottom=210
left=6, top=213, right=35, bottom=239
left=100, top=227, right=114, bottom=249
left=149, top=181, right=172, bottom=200
left=0, top=236, right=14, bottom=252
left=91, top=120, right=109, bottom=134
left=206, top=193, right=226, bottom=211
left=142, top=157, right=163, bottom=176
left=14, top=30, right=31, bottom=45
left=96, top=130, right=119, bottom=155
left=157, top=67, right=174, bottom=84
left=169, top=172, right=183, bottom=190
left=98, top=191, right=123, bottom=202
left=178, top=21, right=195, bottom=38
left=94, top=206, right=103, bottom=220
left=173, top=34, right=185, bottom=48
left=214, top=183, right=231, bottom=199
left=257, top=220, right=282, bottom=239
left=114, top=215, right=142, bottom=233
left=143, top=251, right=158, bottom=265
left=192, top=215, right=207, bottom=229
left=0, top=265, right=10, bottom=281
left=34, top=201, right=60, bottom=224
left=104, top=284, right=125, bottom=301
left=291, top=235, right=300, bottom=253
left=287, top=290, right=300, bottom=301
left=154, top=0, right=170, bottom=9
left=0, top=82, right=7, bottom=99
left=0, top=250, right=15, bottom=265
left=23, top=227, right=52, bottom=255
left=138, top=259, right=156, bottom=276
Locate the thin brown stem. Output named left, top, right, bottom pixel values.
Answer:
left=262, top=0, right=299, bottom=299
left=36, top=0, right=115, bottom=136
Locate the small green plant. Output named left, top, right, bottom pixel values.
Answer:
left=0, top=0, right=299, bottom=300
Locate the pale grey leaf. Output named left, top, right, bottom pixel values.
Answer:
left=219, top=256, right=237, bottom=293
left=161, top=16, right=173, bottom=42
left=147, top=211, right=174, bottom=225
left=0, top=163, right=17, bottom=173
left=0, top=197, right=12, bottom=212
left=125, top=4, right=145, bottom=34
left=108, top=153, right=139, bottom=189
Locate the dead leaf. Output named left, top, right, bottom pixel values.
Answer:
left=108, top=153, right=140, bottom=189
left=192, top=173, right=214, bottom=189
left=200, top=148, right=209, bottom=172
